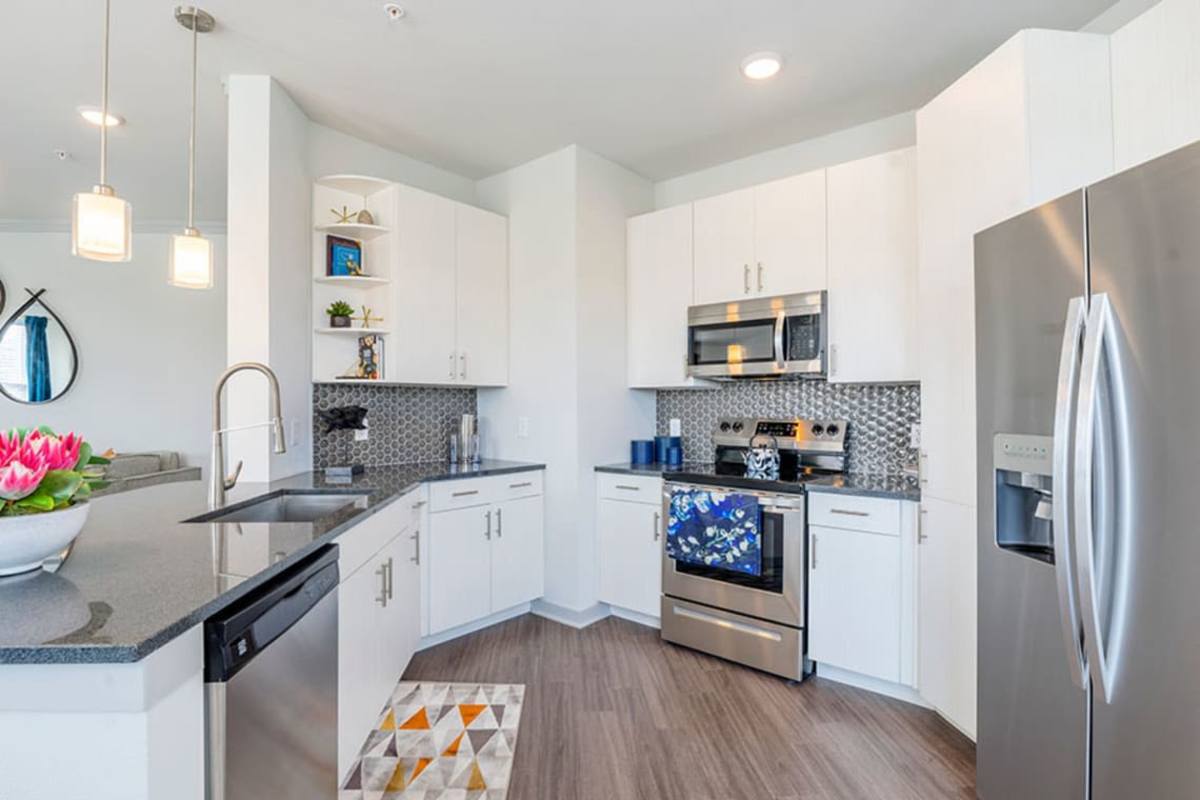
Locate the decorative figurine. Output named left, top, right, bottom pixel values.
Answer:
left=355, top=209, right=375, bottom=225
left=354, top=305, right=384, bottom=329
left=331, top=205, right=355, bottom=224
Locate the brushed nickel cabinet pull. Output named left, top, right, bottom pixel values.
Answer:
left=811, top=533, right=818, bottom=569
left=485, top=509, right=492, bottom=541
left=376, top=563, right=388, bottom=607
left=653, top=511, right=661, bottom=541
left=743, top=264, right=751, bottom=293
left=757, top=262, right=764, bottom=292
left=830, top=508, right=870, bottom=517
left=615, top=484, right=640, bottom=492
left=496, top=508, right=503, bottom=538
left=509, top=481, right=533, bottom=489
left=452, top=490, right=479, bottom=498
left=411, top=532, right=420, bottom=564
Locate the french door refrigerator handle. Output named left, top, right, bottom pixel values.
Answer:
left=1052, top=296, right=1088, bottom=689
left=1074, top=292, right=1128, bottom=703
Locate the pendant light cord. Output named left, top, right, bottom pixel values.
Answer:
left=187, top=12, right=198, bottom=230
left=99, top=0, right=110, bottom=187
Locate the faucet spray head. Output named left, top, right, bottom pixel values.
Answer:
left=272, top=418, right=287, bottom=454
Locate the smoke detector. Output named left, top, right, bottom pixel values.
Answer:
left=383, top=3, right=405, bottom=20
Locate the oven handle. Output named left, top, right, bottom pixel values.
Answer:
left=663, top=482, right=805, bottom=512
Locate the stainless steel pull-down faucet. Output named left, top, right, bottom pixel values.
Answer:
left=210, top=362, right=287, bottom=508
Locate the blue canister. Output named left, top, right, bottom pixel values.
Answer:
left=655, top=435, right=682, bottom=464
left=666, top=445, right=683, bottom=467
left=630, top=440, right=655, bottom=465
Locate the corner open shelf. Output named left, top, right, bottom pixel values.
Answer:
left=315, top=174, right=393, bottom=196
left=314, top=327, right=392, bottom=336
left=315, top=222, right=391, bottom=241
left=315, top=275, right=390, bottom=287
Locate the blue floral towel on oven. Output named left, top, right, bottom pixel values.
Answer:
left=665, top=488, right=762, bottom=576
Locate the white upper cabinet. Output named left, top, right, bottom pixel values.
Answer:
left=826, top=147, right=918, bottom=384
left=753, top=170, right=827, bottom=297
left=627, top=205, right=707, bottom=389
left=455, top=203, right=509, bottom=386
left=692, top=170, right=826, bottom=305
left=388, top=184, right=509, bottom=387
left=394, top=184, right=458, bottom=384
left=693, top=187, right=755, bottom=304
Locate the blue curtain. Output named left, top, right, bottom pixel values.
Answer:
left=24, top=316, right=50, bottom=403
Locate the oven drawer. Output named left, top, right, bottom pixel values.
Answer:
left=597, top=473, right=662, bottom=504
left=660, top=596, right=807, bottom=681
left=807, top=493, right=900, bottom=537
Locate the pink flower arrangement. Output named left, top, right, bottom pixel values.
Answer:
left=0, top=428, right=108, bottom=515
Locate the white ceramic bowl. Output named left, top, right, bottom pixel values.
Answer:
left=0, top=502, right=90, bottom=576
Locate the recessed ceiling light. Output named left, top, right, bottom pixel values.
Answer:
left=741, top=52, right=783, bottom=81
left=77, top=106, right=125, bottom=127
left=383, top=3, right=405, bottom=20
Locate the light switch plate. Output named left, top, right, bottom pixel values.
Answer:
left=669, top=418, right=682, bottom=437
left=909, top=423, right=921, bottom=449
left=355, top=420, right=370, bottom=442
left=517, top=417, right=530, bottom=439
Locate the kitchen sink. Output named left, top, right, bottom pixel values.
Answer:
left=186, top=491, right=369, bottom=524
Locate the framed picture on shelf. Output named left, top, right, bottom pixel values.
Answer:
left=326, top=235, right=363, bottom=277
left=358, top=334, right=383, bottom=380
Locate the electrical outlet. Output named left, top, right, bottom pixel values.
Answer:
left=355, top=420, right=370, bottom=442
left=669, top=418, right=682, bottom=437
left=517, top=417, right=530, bottom=439
left=909, top=423, right=921, bottom=449
left=288, top=418, right=302, bottom=447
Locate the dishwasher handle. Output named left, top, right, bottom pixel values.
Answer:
left=204, top=545, right=339, bottom=683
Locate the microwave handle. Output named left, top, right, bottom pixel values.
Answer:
left=774, top=313, right=786, bottom=366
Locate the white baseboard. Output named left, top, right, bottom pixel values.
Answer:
left=609, top=605, right=660, bottom=629
left=815, top=663, right=928, bottom=708
left=416, top=603, right=531, bottom=651
left=529, top=599, right=610, bottom=629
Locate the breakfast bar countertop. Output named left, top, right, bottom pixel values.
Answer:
left=0, top=460, right=544, bottom=666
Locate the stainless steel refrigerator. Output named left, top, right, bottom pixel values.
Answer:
left=975, top=139, right=1200, bottom=799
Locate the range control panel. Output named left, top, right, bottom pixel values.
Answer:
left=713, top=417, right=848, bottom=453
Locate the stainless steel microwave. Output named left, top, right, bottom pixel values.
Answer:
left=686, top=291, right=826, bottom=380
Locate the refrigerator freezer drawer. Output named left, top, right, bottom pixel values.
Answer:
left=660, top=596, right=809, bottom=681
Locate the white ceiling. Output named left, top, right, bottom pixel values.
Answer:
left=2, top=0, right=1116, bottom=224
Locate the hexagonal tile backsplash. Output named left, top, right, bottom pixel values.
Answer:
left=657, top=382, right=920, bottom=475
left=313, top=384, right=477, bottom=468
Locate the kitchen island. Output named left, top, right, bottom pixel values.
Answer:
left=0, top=460, right=543, bottom=800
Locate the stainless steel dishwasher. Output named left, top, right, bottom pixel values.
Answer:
left=204, top=545, right=339, bottom=800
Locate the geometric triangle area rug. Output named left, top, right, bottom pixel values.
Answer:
left=340, top=682, right=525, bottom=800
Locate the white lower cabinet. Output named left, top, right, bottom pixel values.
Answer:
left=597, top=497, right=662, bottom=618
left=336, top=496, right=421, bottom=781
left=917, top=496, right=977, bottom=737
left=806, top=493, right=917, bottom=688
left=596, top=473, right=663, bottom=619
left=808, top=524, right=902, bottom=682
left=429, top=504, right=494, bottom=633
left=427, top=475, right=545, bottom=635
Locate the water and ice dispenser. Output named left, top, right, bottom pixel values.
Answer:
left=994, top=434, right=1055, bottom=564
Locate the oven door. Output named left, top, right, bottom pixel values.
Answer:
left=661, top=483, right=805, bottom=628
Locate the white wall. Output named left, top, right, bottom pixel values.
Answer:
left=573, top=148, right=656, bottom=609
left=0, top=231, right=226, bottom=468
left=226, top=75, right=313, bottom=481
left=1111, top=0, right=1200, bottom=170
left=308, top=123, right=478, bottom=205
left=653, top=111, right=916, bottom=208
left=476, top=148, right=580, bottom=607
left=476, top=146, right=654, bottom=612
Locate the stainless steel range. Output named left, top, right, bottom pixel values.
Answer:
left=660, top=416, right=847, bottom=680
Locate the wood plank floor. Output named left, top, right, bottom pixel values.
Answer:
left=404, top=614, right=976, bottom=800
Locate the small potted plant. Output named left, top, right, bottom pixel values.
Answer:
left=0, top=428, right=109, bottom=576
left=327, top=300, right=354, bottom=328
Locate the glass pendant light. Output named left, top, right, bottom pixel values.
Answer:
left=169, top=6, right=215, bottom=289
left=72, top=0, right=132, bottom=262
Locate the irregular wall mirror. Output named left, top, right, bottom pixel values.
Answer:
left=0, top=289, right=79, bottom=404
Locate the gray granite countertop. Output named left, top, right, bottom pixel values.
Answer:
left=0, top=460, right=543, bottom=665
left=805, top=473, right=921, bottom=502
left=596, top=463, right=919, bottom=501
